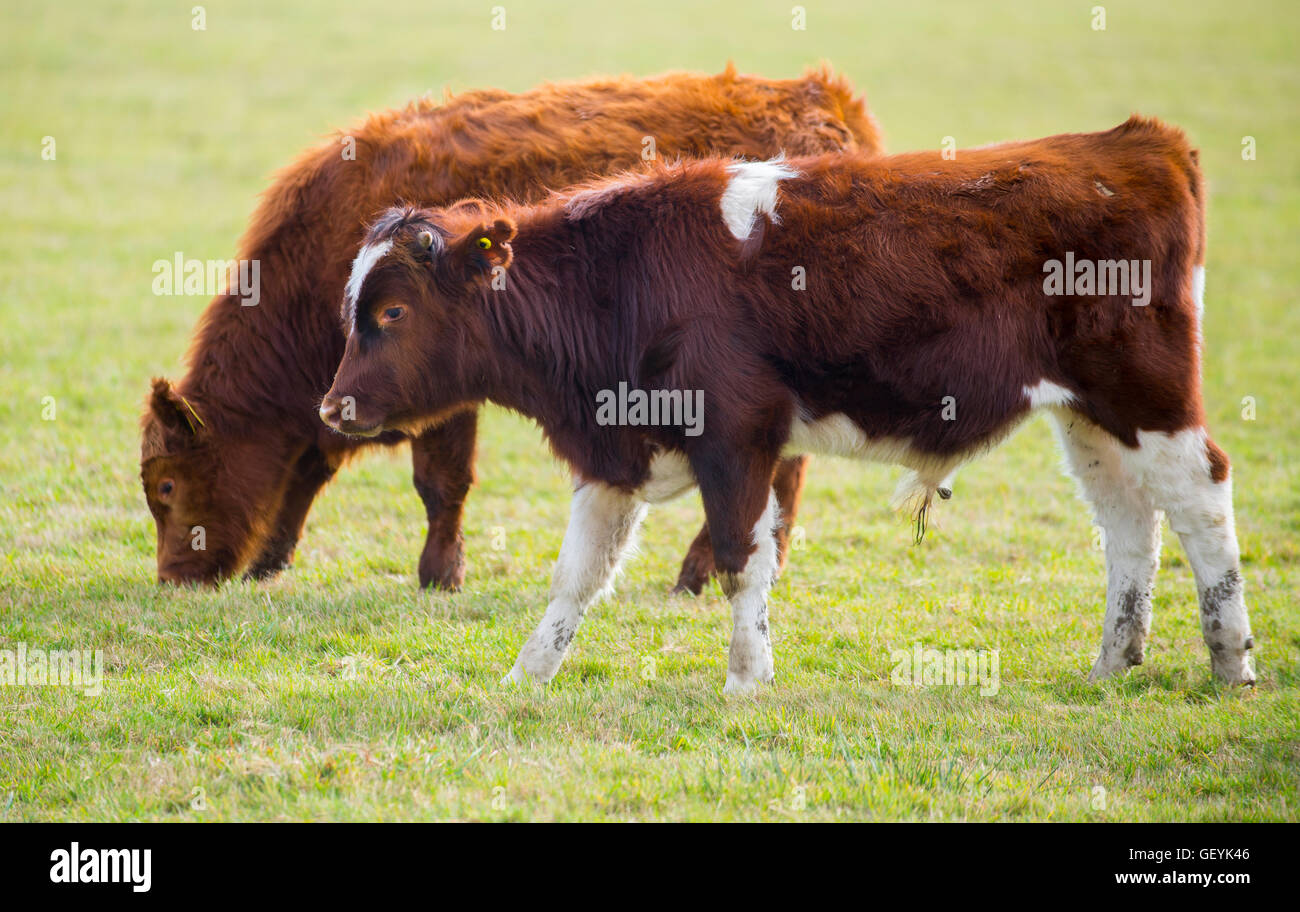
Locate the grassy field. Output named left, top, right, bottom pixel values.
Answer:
left=1, top=0, right=1297, bottom=821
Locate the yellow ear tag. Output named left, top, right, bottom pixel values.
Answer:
left=179, top=395, right=206, bottom=431
left=477, top=237, right=492, bottom=249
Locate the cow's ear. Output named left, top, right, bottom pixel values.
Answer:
left=148, top=377, right=205, bottom=439
left=461, top=218, right=516, bottom=279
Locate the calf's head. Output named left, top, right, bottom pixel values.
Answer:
left=321, top=204, right=516, bottom=437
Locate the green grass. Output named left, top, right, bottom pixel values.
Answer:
left=1, top=0, right=1297, bottom=821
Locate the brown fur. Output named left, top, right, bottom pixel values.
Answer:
left=141, top=66, right=882, bottom=585
left=1206, top=437, right=1231, bottom=483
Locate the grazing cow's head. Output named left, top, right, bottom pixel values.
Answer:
left=140, top=378, right=280, bottom=584
left=320, top=203, right=516, bottom=437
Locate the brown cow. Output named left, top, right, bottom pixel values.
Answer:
left=321, top=117, right=1255, bottom=693
left=141, top=66, right=882, bottom=588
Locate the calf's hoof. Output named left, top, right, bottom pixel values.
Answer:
left=500, top=664, right=536, bottom=687
left=502, top=641, right=567, bottom=686
left=1087, top=649, right=1142, bottom=682
left=722, top=676, right=758, bottom=696
left=722, top=667, right=775, bottom=697
left=1210, top=647, right=1256, bottom=687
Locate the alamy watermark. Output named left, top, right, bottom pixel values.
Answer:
left=152, top=253, right=260, bottom=306
left=1, top=642, right=103, bottom=696
left=890, top=642, right=999, bottom=696
left=50, top=843, right=150, bottom=892
left=1043, top=252, right=1151, bottom=306
left=595, top=382, right=704, bottom=436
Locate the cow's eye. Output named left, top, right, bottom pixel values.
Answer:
left=158, top=479, right=175, bottom=497
left=380, top=306, right=406, bottom=325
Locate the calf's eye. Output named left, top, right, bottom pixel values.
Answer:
left=380, top=306, right=406, bottom=325
left=158, top=479, right=175, bottom=497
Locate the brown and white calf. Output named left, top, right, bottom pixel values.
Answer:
left=321, top=116, right=1254, bottom=692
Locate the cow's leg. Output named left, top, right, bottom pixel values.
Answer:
left=673, top=454, right=807, bottom=595
left=503, top=481, right=647, bottom=685
left=245, top=446, right=335, bottom=580
left=771, top=455, right=808, bottom=574
left=1120, top=428, right=1255, bottom=684
left=1051, top=414, right=1162, bottom=680
left=692, top=450, right=782, bottom=694
left=411, top=410, right=478, bottom=591
left=673, top=523, right=715, bottom=596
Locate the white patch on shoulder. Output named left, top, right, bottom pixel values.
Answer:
left=1023, top=380, right=1077, bottom=409
left=1192, top=265, right=1205, bottom=319
left=343, top=239, right=393, bottom=324
left=720, top=157, right=799, bottom=241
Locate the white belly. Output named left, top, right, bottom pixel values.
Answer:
left=636, top=451, right=697, bottom=504
left=784, top=412, right=914, bottom=463
left=632, top=413, right=962, bottom=507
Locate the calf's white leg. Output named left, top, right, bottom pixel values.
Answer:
left=1050, top=413, right=1162, bottom=680
left=1121, top=429, right=1255, bottom=684
left=720, top=489, right=781, bottom=695
left=503, top=481, right=647, bottom=685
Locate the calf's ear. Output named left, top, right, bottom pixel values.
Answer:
left=459, top=218, right=516, bottom=279
left=148, top=377, right=205, bottom=439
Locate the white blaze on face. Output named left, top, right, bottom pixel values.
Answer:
left=719, top=157, right=800, bottom=241
left=342, top=239, right=393, bottom=324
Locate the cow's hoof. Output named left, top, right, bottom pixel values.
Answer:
left=673, top=544, right=714, bottom=596
left=419, top=560, right=465, bottom=592
left=244, top=557, right=292, bottom=581
left=671, top=569, right=708, bottom=596
left=672, top=563, right=710, bottom=597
